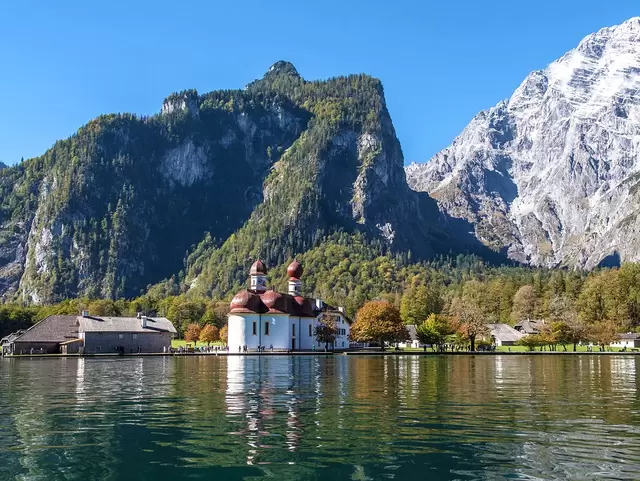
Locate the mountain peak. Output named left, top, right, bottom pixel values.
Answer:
left=264, top=61, right=301, bottom=79
left=406, top=18, right=640, bottom=270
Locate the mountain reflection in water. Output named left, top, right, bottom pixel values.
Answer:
left=1, top=355, right=639, bottom=480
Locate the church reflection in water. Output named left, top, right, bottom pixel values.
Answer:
left=224, top=356, right=323, bottom=464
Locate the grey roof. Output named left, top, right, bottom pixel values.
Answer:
left=405, top=324, right=418, bottom=341
left=1, top=330, right=25, bottom=344
left=13, top=316, right=79, bottom=343
left=514, top=319, right=544, bottom=334
left=487, top=323, right=524, bottom=343
left=618, top=333, right=640, bottom=340
left=78, top=316, right=177, bottom=334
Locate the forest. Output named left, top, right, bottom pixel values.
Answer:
left=2, top=231, right=640, bottom=346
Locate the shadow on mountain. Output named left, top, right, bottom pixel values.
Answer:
left=597, top=251, right=621, bottom=268
left=413, top=191, right=515, bottom=266
left=485, top=168, right=518, bottom=206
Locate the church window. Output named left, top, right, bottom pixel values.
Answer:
left=265, top=322, right=270, bottom=335
left=308, top=324, right=312, bottom=336
left=252, top=322, right=257, bottom=335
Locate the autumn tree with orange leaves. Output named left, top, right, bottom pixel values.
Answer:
left=184, top=323, right=202, bottom=345
left=199, top=324, right=220, bottom=345
left=350, top=301, right=408, bottom=350
left=220, top=324, right=229, bottom=345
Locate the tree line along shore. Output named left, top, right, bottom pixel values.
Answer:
left=2, top=261, right=640, bottom=352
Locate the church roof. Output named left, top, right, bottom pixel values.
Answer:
left=230, top=289, right=319, bottom=317
left=250, top=259, right=268, bottom=275
left=230, top=290, right=269, bottom=314
left=287, top=260, right=303, bottom=279
left=230, top=259, right=333, bottom=317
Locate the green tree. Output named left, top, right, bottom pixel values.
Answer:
left=415, top=314, right=453, bottom=350
left=517, top=334, right=543, bottom=351
left=511, top=285, right=537, bottom=322
left=167, top=297, right=206, bottom=335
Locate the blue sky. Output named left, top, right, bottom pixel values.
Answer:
left=0, top=1, right=637, bottom=165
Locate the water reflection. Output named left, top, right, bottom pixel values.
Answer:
left=1, top=355, right=640, bottom=480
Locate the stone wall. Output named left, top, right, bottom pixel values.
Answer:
left=11, top=341, right=60, bottom=354
left=83, top=332, right=171, bottom=354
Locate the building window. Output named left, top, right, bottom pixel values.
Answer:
left=132, top=333, right=138, bottom=340
left=118, top=333, right=124, bottom=339
left=265, top=322, right=270, bottom=336
left=292, top=324, right=296, bottom=336
left=308, top=324, right=312, bottom=337
left=252, top=322, right=257, bottom=336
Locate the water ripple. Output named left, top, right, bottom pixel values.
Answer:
left=1, top=355, right=640, bottom=480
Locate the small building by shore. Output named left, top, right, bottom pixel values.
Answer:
left=1, top=330, right=26, bottom=355
left=487, top=323, right=524, bottom=347
left=610, top=333, right=640, bottom=349
left=514, top=319, right=545, bottom=335
left=398, top=325, right=421, bottom=349
left=6, top=312, right=176, bottom=355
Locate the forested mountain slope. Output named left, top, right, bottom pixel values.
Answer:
left=0, top=61, right=488, bottom=304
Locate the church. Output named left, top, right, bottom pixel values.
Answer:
left=228, top=260, right=350, bottom=351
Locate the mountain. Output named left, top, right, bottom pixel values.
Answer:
left=406, top=17, right=640, bottom=269
left=0, top=61, right=484, bottom=304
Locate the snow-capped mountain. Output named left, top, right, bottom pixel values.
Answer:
left=406, top=17, right=640, bottom=269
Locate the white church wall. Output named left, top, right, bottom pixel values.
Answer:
left=262, top=313, right=290, bottom=350
left=228, top=313, right=261, bottom=351
left=296, top=317, right=317, bottom=350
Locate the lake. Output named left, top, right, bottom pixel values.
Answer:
left=1, top=355, right=639, bottom=480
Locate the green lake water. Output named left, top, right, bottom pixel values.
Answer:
left=1, top=355, right=639, bottom=480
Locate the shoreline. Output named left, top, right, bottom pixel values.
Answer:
left=3, top=350, right=640, bottom=359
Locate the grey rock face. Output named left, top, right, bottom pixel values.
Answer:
left=406, top=17, right=640, bottom=269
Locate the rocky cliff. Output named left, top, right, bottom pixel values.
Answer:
left=406, top=17, right=640, bottom=269
left=0, top=62, right=480, bottom=304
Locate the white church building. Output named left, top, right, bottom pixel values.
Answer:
left=228, top=260, right=350, bottom=351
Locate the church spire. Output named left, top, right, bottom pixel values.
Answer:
left=250, top=260, right=268, bottom=293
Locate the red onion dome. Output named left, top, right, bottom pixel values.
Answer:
left=287, top=260, right=303, bottom=279
left=250, top=259, right=268, bottom=275
left=230, top=290, right=266, bottom=313
left=262, top=290, right=289, bottom=313
left=261, top=289, right=282, bottom=309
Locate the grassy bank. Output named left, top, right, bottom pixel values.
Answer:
left=396, top=345, right=630, bottom=353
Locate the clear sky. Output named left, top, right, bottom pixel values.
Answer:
left=0, top=1, right=637, bottom=165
